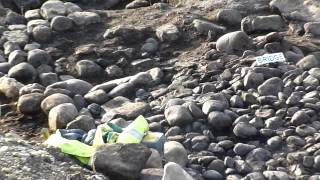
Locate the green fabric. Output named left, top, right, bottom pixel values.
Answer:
left=106, top=132, right=120, bottom=143
left=44, top=130, right=95, bottom=165
left=107, top=122, right=123, bottom=133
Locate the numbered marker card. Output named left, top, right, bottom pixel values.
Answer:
left=255, top=53, right=286, bottom=65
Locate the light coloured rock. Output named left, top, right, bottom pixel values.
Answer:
left=48, top=103, right=78, bottom=130
left=156, top=24, right=179, bottom=42
left=126, top=0, right=149, bottom=9
left=164, top=141, right=188, bottom=167
left=0, top=76, right=24, bottom=99
left=162, top=162, right=194, bottom=180
left=41, top=93, right=74, bottom=114
left=192, top=19, right=226, bottom=35
left=263, top=171, right=289, bottom=180
left=8, top=50, right=27, bottom=66
left=216, top=31, right=251, bottom=55
left=27, top=19, right=49, bottom=34
left=84, top=89, right=109, bottom=105
left=102, top=96, right=150, bottom=121
left=47, top=79, right=93, bottom=96
left=297, top=55, right=320, bottom=70
left=24, top=9, right=41, bottom=21
left=40, top=0, right=67, bottom=20
left=241, top=15, right=284, bottom=34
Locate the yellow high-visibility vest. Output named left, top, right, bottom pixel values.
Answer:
left=117, top=115, right=149, bottom=144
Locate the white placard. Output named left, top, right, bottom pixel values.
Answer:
left=255, top=52, right=286, bottom=65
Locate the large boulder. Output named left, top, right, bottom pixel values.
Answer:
left=75, top=60, right=103, bottom=78
left=84, top=89, right=109, bottom=105
left=47, top=79, right=93, bottom=96
left=50, top=16, right=73, bottom=31
left=27, top=19, right=49, bottom=34
left=156, top=23, right=179, bottom=42
left=164, top=141, right=188, bottom=167
left=41, top=93, right=74, bottom=114
left=32, top=25, right=52, bottom=43
left=0, top=76, right=24, bottom=99
left=192, top=19, right=226, bottom=35
left=164, top=105, right=193, bottom=127
left=296, top=55, right=320, bottom=70
left=241, top=15, right=284, bottom=34
left=48, top=103, right=78, bottom=130
left=40, top=0, right=66, bottom=20
left=8, top=50, right=27, bottom=66
left=66, top=115, right=96, bottom=132
left=216, top=31, right=251, bottom=55
left=8, top=62, right=37, bottom=84
left=102, top=96, right=150, bottom=120
left=207, top=111, right=233, bottom=129
left=91, top=143, right=151, bottom=180
left=243, top=71, right=264, bottom=89
left=17, top=92, right=44, bottom=114
left=216, top=9, right=242, bottom=26
left=107, top=82, right=134, bottom=98
left=27, top=49, right=52, bottom=67
left=257, top=77, right=283, bottom=96
left=0, top=63, right=11, bottom=74
left=233, top=122, right=258, bottom=138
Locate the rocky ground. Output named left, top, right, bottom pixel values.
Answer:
left=1, top=0, right=320, bottom=180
